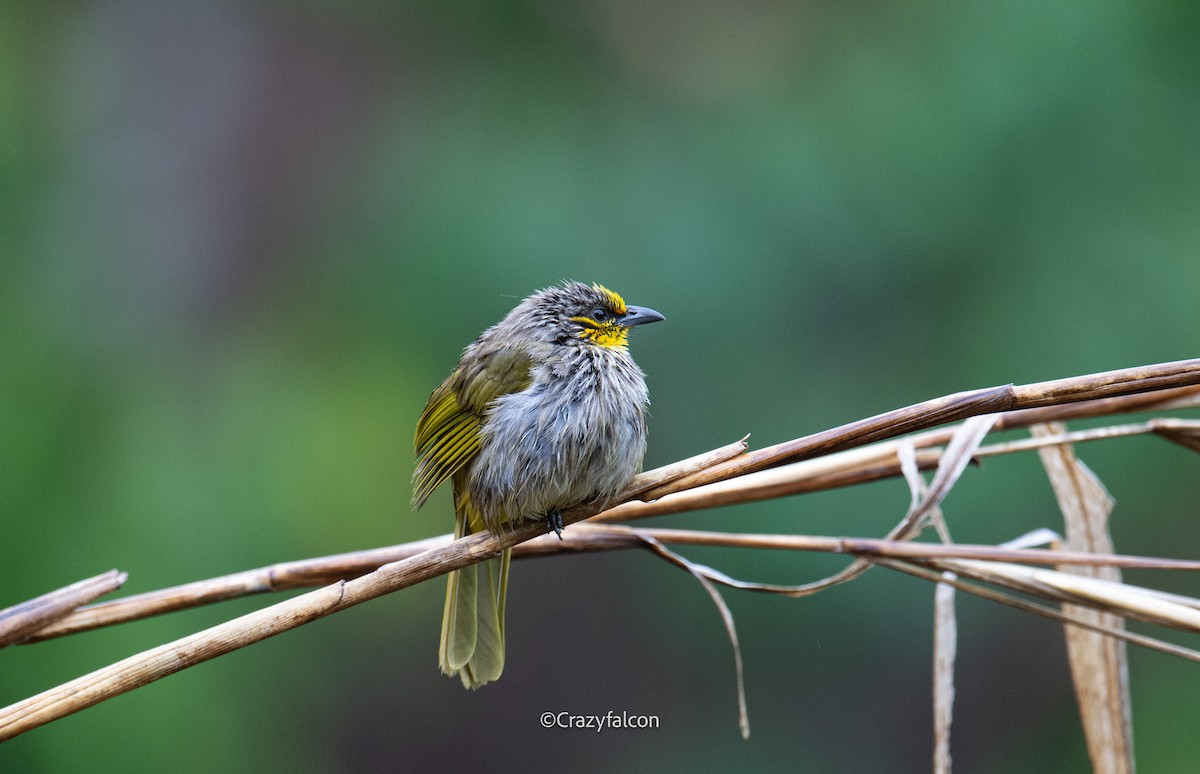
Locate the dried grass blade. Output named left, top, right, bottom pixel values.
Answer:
left=1150, top=418, right=1200, bottom=454
left=937, top=560, right=1200, bottom=631
left=632, top=534, right=750, bottom=738
left=783, top=417, right=994, bottom=596
left=877, top=557, right=1200, bottom=663
left=933, top=574, right=957, bottom=774
left=1034, top=422, right=1133, bottom=774
left=901, top=434, right=962, bottom=774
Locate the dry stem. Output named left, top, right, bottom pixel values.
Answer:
left=2, top=359, right=1199, bottom=742
left=25, top=413, right=1199, bottom=643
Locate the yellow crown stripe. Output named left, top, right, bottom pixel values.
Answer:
left=592, top=284, right=627, bottom=315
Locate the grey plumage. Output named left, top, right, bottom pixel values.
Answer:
left=466, top=286, right=652, bottom=531
left=413, top=281, right=662, bottom=687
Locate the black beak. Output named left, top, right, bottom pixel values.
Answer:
left=620, top=305, right=665, bottom=327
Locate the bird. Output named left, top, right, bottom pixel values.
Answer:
left=412, top=281, right=664, bottom=688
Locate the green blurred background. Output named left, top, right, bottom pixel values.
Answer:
left=3, top=1, right=1199, bottom=771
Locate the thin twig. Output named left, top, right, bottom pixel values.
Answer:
left=0, top=514, right=567, bottom=740
left=874, top=558, right=1200, bottom=663
left=4, top=361, right=1199, bottom=741
left=641, top=361, right=1200, bottom=499
left=24, top=410, right=1200, bottom=645
left=0, top=571, right=127, bottom=648
left=23, top=378, right=1200, bottom=644
left=0, top=442, right=754, bottom=740
left=596, top=416, right=1196, bottom=525
left=21, top=439, right=749, bottom=643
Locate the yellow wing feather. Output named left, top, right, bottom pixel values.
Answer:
left=412, top=385, right=480, bottom=509
left=416, top=346, right=534, bottom=688
left=412, top=347, right=534, bottom=510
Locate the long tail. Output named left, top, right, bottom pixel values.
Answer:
left=439, top=488, right=509, bottom=689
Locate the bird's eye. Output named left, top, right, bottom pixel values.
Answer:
left=591, top=308, right=609, bottom=322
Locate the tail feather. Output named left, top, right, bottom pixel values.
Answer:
left=459, top=550, right=509, bottom=688
left=439, top=563, right=477, bottom=672
left=438, top=485, right=509, bottom=689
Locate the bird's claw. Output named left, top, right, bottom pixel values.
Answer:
left=546, top=510, right=564, bottom=540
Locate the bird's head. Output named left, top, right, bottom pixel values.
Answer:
left=503, top=281, right=664, bottom=349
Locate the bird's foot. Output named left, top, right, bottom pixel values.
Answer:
left=545, top=510, right=564, bottom=540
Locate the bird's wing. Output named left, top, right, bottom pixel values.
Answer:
left=411, top=346, right=534, bottom=509
left=412, top=382, right=477, bottom=510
